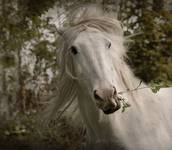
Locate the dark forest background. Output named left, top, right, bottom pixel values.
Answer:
left=0, top=0, right=171, bottom=150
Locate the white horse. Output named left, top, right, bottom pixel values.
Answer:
left=45, top=6, right=172, bottom=150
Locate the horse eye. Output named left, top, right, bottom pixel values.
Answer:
left=71, top=46, right=78, bottom=55
left=108, top=42, right=111, bottom=49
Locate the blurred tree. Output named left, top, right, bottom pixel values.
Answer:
left=119, top=0, right=172, bottom=83
left=0, top=0, right=58, bottom=114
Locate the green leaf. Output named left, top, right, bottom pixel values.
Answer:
left=150, top=80, right=172, bottom=93
left=122, top=103, right=131, bottom=113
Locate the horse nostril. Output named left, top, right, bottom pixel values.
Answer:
left=113, top=86, right=117, bottom=95
left=94, top=90, right=101, bottom=100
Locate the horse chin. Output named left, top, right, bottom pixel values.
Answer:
left=97, top=102, right=121, bottom=115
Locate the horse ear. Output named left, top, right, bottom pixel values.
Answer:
left=49, top=25, right=65, bottom=37
left=56, top=28, right=65, bottom=36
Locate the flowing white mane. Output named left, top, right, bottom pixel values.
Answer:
left=46, top=6, right=125, bottom=120
left=44, top=5, right=172, bottom=150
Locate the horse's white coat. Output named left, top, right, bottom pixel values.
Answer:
left=46, top=6, right=172, bottom=150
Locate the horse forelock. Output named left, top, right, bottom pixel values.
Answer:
left=59, top=5, right=123, bottom=48
left=58, top=9, right=125, bottom=77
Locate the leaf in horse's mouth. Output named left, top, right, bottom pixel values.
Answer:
left=117, top=95, right=131, bottom=113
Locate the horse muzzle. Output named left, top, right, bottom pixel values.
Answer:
left=93, top=87, right=121, bottom=114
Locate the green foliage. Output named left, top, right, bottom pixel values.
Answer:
left=18, top=0, right=57, bottom=17
left=0, top=54, right=16, bottom=68
left=0, top=0, right=58, bottom=113
left=120, top=0, right=172, bottom=83
left=121, top=102, right=131, bottom=113
left=33, top=40, right=54, bottom=61
left=0, top=113, right=85, bottom=150
left=149, top=80, right=172, bottom=93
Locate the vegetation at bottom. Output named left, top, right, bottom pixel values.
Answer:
left=0, top=112, right=85, bottom=150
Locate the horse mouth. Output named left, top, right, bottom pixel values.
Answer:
left=96, top=98, right=121, bottom=115
left=103, top=107, right=117, bottom=114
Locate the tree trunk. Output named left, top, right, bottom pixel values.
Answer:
left=16, top=48, right=26, bottom=112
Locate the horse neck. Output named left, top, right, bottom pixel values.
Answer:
left=75, top=60, right=144, bottom=141
left=77, top=88, right=116, bottom=142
